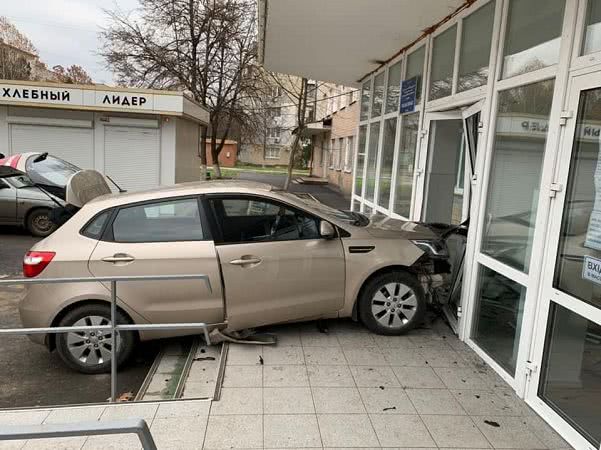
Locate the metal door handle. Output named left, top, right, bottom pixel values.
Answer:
left=101, top=254, right=135, bottom=263
left=229, top=258, right=261, bottom=266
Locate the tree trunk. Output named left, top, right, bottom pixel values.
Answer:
left=283, top=134, right=301, bottom=191
left=210, top=134, right=222, bottom=178
left=199, top=125, right=208, bottom=180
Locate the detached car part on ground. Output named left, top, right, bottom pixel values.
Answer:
left=0, top=153, right=81, bottom=237
left=15, top=172, right=453, bottom=374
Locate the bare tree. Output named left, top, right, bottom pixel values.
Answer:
left=101, top=0, right=258, bottom=179
left=0, top=16, right=37, bottom=81
left=53, top=64, right=93, bottom=84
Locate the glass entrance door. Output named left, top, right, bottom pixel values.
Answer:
left=526, top=72, right=601, bottom=450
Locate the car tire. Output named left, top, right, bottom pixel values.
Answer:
left=26, top=208, right=56, bottom=237
left=55, top=304, right=136, bottom=374
left=358, top=271, right=426, bottom=335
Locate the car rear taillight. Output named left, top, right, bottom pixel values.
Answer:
left=23, top=251, right=55, bottom=278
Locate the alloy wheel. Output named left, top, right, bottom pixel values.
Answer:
left=371, top=282, right=418, bottom=328
left=66, top=315, right=120, bottom=366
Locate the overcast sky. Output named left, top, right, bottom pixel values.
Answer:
left=3, top=0, right=140, bottom=84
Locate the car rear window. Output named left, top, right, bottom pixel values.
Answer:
left=81, top=211, right=111, bottom=240
left=112, top=198, right=204, bottom=243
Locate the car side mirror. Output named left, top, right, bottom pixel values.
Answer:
left=320, top=220, right=336, bottom=239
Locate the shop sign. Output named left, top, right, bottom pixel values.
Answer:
left=582, top=255, right=601, bottom=285
left=400, top=77, right=417, bottom=114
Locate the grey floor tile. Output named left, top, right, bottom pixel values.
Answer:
left=0, top=440, right=26, bottom=450
left=406, top=388, right=466, bottom=415
left=264, top=414, right=322, bottom=448
left=264, top=365, right=309, bottom=387
left=452, top=390, right=521, bottom=416
left=317, top=414, right=379, bottom=447
left=474, top=416, right=546, bottom=449
left=227, top=344, right=264, bottom=365
left=22, top=437, right=86, bottom=449
left=83, top=433, right=142, bottom=449
left=0, top=410, right=50, bottom=426
left=100, top=403, right=158, bottom=422
left=43, top=406, right=105, bottom=424
left=262, top=346, right=305, bottom=365
left=312, top=387, right=366, bottom=413
left=269, top=328, right=302, bottom=347
left=523, top=415, right=572, bottom=449
left=381, top=348, right=427, bottom=366
left=303, top=346, right=347, bottom=365
left=301, top=332, right=341, bottom=347
left=392, top=366, right=445, bottom=389
left=155, top=399, right=210, bottom=418
left=210, top=387, right=263, bottom=415
left=264, top=387, right=315, bottom=414
left=434, top=367, right=489, bottom=390
left=204, top=414, right=262, bottom=449
left=419, top=349, right=468, bottom=368
left=222, top=365, right=263, bottom=387
left=359, top=387, right=417, bottom=414
left=307, top=365, right=355, bottom=387
left=342, top=347, right=387, bottom=366
left=350, top=365, right=401, bottom=388
left=336, top=333, right=377, bottom=348
left=370, top=414, right=436, bottom=447
left=371, top=334, right=417, bottom=348
left=150, top=416, right=207, bottom=446
left=422, top=415, right=490, bottom=448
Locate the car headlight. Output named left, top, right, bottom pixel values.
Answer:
left=410, top=239, right=449, bottom=258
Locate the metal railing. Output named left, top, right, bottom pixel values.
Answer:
left=0, top=418, right=157, bottom=450
left=0, top=274, right=213, bottom=403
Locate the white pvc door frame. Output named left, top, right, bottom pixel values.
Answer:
left=524, top=70, right=601, bottom=450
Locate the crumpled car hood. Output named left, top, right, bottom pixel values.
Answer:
left=364, top=215, right=439, bottom=240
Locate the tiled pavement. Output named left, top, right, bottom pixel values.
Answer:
left=0, top=318, right=573, bottom=449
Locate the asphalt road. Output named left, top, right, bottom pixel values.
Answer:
left=0, top=226, right=158, bottom=409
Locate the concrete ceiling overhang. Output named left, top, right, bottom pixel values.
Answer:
left=259, top=0, right=465, bottom=87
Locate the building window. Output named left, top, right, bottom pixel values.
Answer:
left=406, top=46, right=425, bottom=104
left=377, top=118, right=397, bottom=208
left=429, top=25, right=457, bottom=101
left=268, top=107, right=281, bottom=118
left=583, top=0, right=601, bottom=55
left=329, top=138, right=336, bottom=168
left=501, top=0, right=566, bottom=79
left=270, top=86, right=282, bottom=98
left=347, top=90, right=354, bottom=105
left=371, top=72, right=385, bottom=117
left=355, top=126, right=367, bottom=195
left=267, top=127, right=281, bottom=139
left=393, top=113, right=419, bottom=217
left=457, top=1, right=495, bottom=92
left=344, top=135, right=354, bottom=172
left=365, top=122, right=381, bottom=202
left=265, top=146, right=281, bottom=160
left=481, top=79, right=555, bottom=273
left=386, top=61, right=402, bottom=114
left=338, top=137, right=344, bottom=170
left=360, top=80, right=371, bottom=121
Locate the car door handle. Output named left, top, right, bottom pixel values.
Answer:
left=229, top=257, right=262, bottom=266
left=101, top=254, right=135, bottom=263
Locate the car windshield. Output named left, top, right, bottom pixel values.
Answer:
left=286, top=192, right=369, bottom=226
left=26, top=155, right=80, bottom=188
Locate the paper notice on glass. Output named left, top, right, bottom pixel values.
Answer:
left=585, top=149, right=601, bottom=251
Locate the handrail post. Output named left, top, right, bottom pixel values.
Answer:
left=110, top=280, right=117, bottom=403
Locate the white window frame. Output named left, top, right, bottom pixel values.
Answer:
left=265, top=146, right=281, bottom=160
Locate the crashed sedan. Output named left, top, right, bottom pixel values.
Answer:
left=19, top=178, right=450, bottom=373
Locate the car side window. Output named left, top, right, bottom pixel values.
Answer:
left=81, top=210, right=111, bottom=240
left=112, top=198, right=204, bottom=243
left=210, top=197, right=320, bottom=244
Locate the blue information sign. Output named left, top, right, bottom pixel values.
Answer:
left=400, top=77, right=417, bottom=114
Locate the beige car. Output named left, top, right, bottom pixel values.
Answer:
left=19, top=180, right=449, bottom=373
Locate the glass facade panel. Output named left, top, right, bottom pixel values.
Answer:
left=429, top=25, right=457, bottom=101
left=555, top=87, right=601, bottom=309
left=371, top=72, right=385, bottom=118
left=377, top=118, right=397, bottom=208
left=360, top=81, right=371, bottom=121
left=406, top=46, right=425, bottom=104
left=365, top=122, right=381, bottom=202
left=472, top=265, right=527, bottom=376
left=458, top=1, right=495, bottom=92
left=481, top=79, right=555, bottom=273
left=539, top=304, right=601, bottom=447
left=393, top=113, right=419, bottom=217
left=352, top=199, right=361, bottom=212
left=354, top=125, right=367, bottom=195
left=583, top=0, right=601, bottom=55
left=502, top=0, right=565, bottom=78
left=386, top=62, right=402, bottom=114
